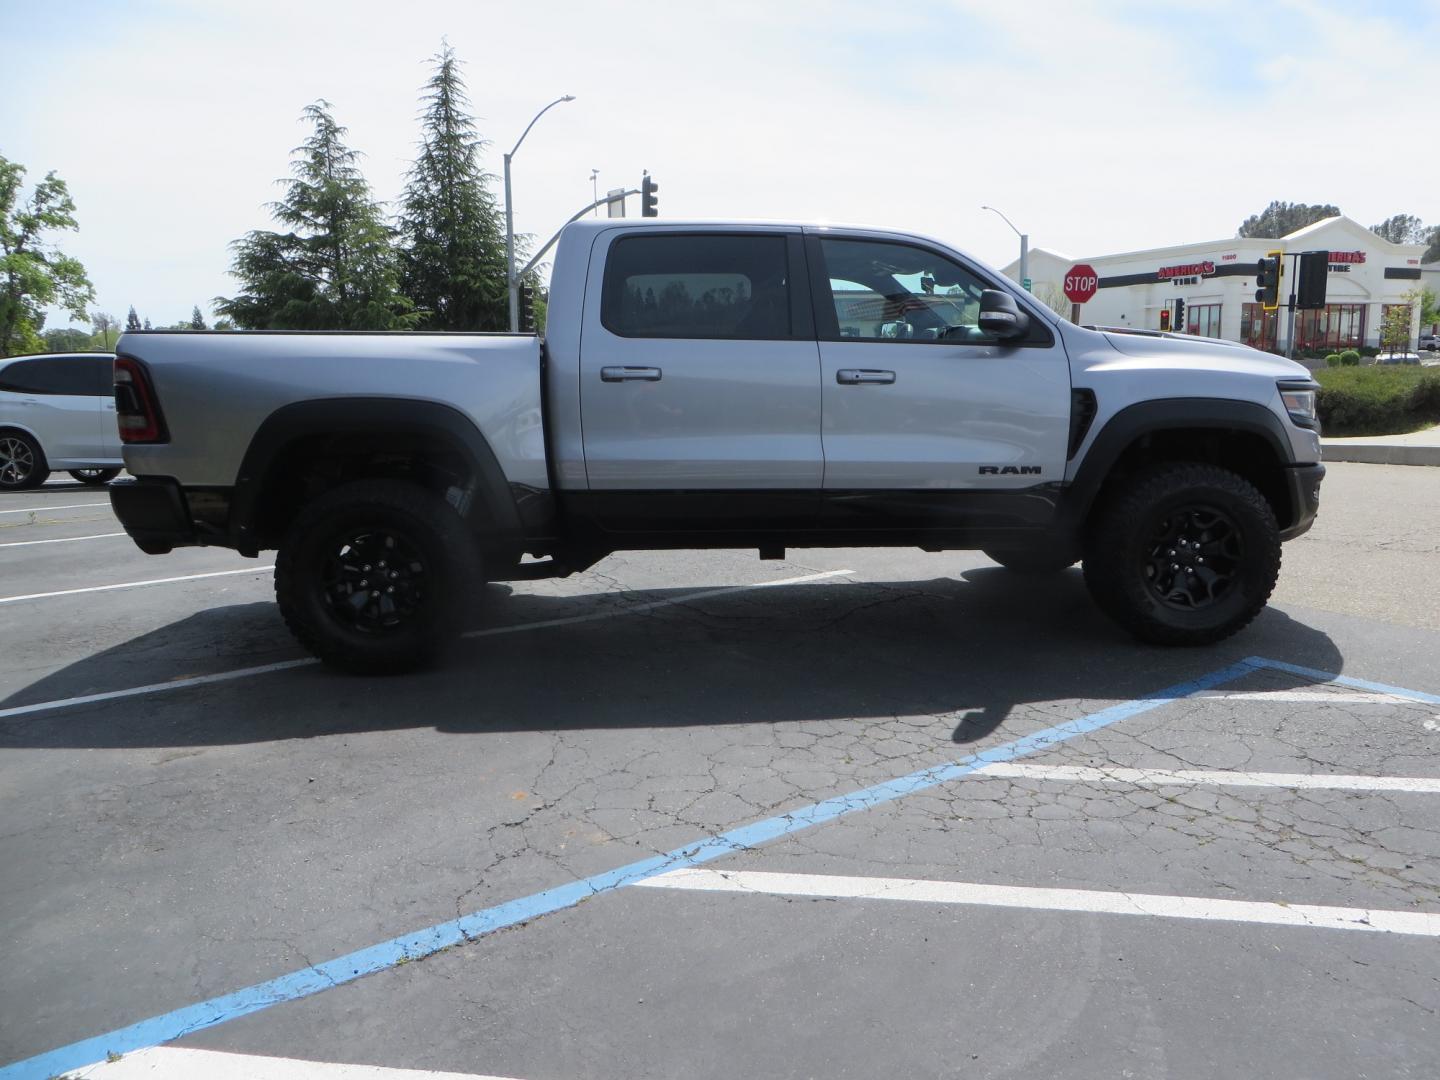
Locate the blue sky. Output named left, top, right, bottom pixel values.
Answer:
left=2, top=0, right=1437, bottom=328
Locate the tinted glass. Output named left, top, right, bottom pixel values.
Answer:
left=602, top=234, right=791, bottom=339
left=820, top=238, right=997, bottom=343
left=0, top=356, right=112, bottom=396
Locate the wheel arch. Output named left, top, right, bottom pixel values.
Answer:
left=1063, top=399, right=1298, bottom=533
left=229, top=398, right=524, bottom=555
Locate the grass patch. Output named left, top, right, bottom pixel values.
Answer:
left=1315, top=366, right=1440, bottom=436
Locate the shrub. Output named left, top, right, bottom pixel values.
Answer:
left=1360, top=345, right=1380, bottom=358
left=1324, top=353, right=1342, bottom=367
left=1339, top=349, right=1361, bottom=366
left=1315, top=366, right=1440, bottom=435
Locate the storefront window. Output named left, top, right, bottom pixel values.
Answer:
left=1294, top=304, right=1365, bottom=351
left=1185, top=303, right=1221, bottom=338
left=1241, top=303, right=1278, bottom=351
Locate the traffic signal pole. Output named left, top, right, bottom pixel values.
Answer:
left=1285, top=254, right=1299, bottom=361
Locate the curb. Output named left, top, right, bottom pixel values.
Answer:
left=1321, top=443, right=1440, bottom=466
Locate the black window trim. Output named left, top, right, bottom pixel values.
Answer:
left=804, top=230, right=1056, bottom=349
left=599, top=228, right=814, bottom=342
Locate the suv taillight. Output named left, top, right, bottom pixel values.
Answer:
left=114, top=356, right=168, bottom=443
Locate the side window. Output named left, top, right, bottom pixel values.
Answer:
left=0, top=358, right=105, bottom=396
left=819, top=238, right=997, bottom=344
left=602, top=234, right=792, bottom=340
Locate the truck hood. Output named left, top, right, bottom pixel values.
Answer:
left=1100, top=332, right=1313, bottom=381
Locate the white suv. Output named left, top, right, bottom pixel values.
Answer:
left=0, top=352, right=123, bottom=490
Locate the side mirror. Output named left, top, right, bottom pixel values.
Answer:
left=977, top=290, right=1031, bottom=340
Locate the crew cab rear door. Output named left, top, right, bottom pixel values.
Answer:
left=578, top=227, right=821, bottom=530
left=807, top=230, right=1070, bottom=526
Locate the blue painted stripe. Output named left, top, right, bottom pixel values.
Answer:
left=1247, top=656, right=1440, bottom=705
left=2, top=658, right=1262, bottom=1080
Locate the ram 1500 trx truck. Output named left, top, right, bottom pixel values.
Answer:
left=110, top=219, right=1324, bottom=671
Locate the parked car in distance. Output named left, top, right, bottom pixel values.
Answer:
left=1375, top=352, right=1421, bottom=365
left=0, top=352, right=123, bottom=490
left=1418, top=333, right=1439, bottom=352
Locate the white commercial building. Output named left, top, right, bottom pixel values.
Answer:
left=1004, top=216, right=1428, bottom=354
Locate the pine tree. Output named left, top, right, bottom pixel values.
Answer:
left=142, top=317, right=152, bottom=330
left=189, top=304, right=207, bottom=330
left=216, top=101, right=418, bottom=330
left=397, top=45, right=509, bottom=331
left=126, top=306, right=141, bottom=331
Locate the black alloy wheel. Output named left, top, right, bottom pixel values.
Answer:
left=321, top=528, right=430, bottom=636
left=1142, top=505, right=1243, bottom=609
left=0, top=433, right=49, bottom=490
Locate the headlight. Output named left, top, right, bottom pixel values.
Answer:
left=1279, top=383, right=1318, bottom=425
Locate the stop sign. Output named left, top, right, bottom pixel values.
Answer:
left=1064, top=263, right=1099, bottom=304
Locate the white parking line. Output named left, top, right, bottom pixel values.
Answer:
left=0, top=565, right=276, bottom=605
left=65, top=1046, right=522, bottom=1079
left=1204, top=690, right=1415, bottom=705
left=976, top=762, right=1440, bottom=794
left=0, top=501, right=110, bottom=515
left=0, top=531, right=126, bottom=548
left=0, top=568, right=854, bottom=719
left=638, top=868, right=1440, bottom=937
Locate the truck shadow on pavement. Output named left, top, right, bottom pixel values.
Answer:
left=0, top=567, right=1344, bottom=751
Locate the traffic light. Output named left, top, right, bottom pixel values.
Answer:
left=1174, top=298, right=1186, bottom=333
left=517, top=283, right=535, bottom=333
left=1159, top=309, right=1171, bottom=332
left=1255, top=251, right=1283, bottom=312
left=1295, top=250, right=1328, bottom=310
left=641, top=172, right=659, bottom=218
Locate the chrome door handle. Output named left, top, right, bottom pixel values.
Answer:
left=836, top=369, right=896, bottom=385
left=601, top=366, right=663, bottom=382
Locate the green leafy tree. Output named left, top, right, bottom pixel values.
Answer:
left=90, top=310, right=119, bottom=349
left=216, top=101, right=418, bottom=330
left=1379, top=290, right=1419, bottom=355
left=126, top=306, right=142, bottom=331
left=1369, top=214, right=1428, bottom=245
left=0, top=155, right=94, bottom=357
left=189, top=304, right=207, bottom=330
left=396, top=44, right=509, bottom=330
left=1237, top=201, right=1341, bottom=239
left=1424, top=226, right=1440, bottom=264
left=43, top=327, right=93, bottom=351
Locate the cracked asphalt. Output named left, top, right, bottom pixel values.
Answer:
left=1, top=463, right=1438, bottom=1078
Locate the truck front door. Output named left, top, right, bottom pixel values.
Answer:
left=807, top=231, right=1071, bottom=533
left=579, top=229, right=822, bottom=532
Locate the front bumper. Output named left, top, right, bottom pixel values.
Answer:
left=1279, top=463, right=1325, bottom=541
left=110, top=477, right=197, bottom=554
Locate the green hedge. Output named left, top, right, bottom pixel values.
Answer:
left=1315, top=366, right=1440, bottom=435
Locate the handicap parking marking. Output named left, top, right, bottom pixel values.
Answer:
left=637, top=867, right=1440, bottom=937
left=0, top=658, right=1261, bottom=1080
left=64, top=1046, right=523, bottom=1079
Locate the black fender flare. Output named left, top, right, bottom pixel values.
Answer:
left=1059, top=398, right=1295, bottom=531
left=229, top=397, right=522, bottom=550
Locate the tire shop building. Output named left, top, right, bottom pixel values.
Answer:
left=1005, top=215, right=1428, bottom=353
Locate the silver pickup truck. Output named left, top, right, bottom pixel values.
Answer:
left=111, top=219, right=1324, bottom=672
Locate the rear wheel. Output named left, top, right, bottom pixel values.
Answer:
left=69, top=468, right=121, bottom=485
left=275, top=480, right=480, bottom=674
left=0, top=433, right=49, bottom=490
left=1082, top=463, right=1280, bottom=645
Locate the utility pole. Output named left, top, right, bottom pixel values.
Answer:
left=504, top=94, right=575, bottom=332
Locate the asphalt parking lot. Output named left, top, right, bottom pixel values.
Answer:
left=2, top=465, right=1439, bottom=1079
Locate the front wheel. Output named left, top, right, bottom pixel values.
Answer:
left=1082, top=463, right=1280, bottom=645
left=0, top=432, right=49, bottom=490
left=275, top=480, right=481, bottom=674
left=69, top=468, right=121, bottom=485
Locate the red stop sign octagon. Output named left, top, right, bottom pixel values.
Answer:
left=1064, top=263, right=1099, bottom=303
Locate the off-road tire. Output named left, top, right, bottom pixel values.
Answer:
left=982, top=545, right=1078, bottom=575
left=0, top=432, right=50, bottom=490
left=275, top=480, right=480, bottom=674
left=1082, top=463, right=1280, bottom=645
left=69, top=468, right=121, bottom=485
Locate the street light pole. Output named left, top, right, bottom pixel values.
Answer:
left=981, top=205, right=1029, bottom=292
left=504, top=94, right=575, bottom=332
